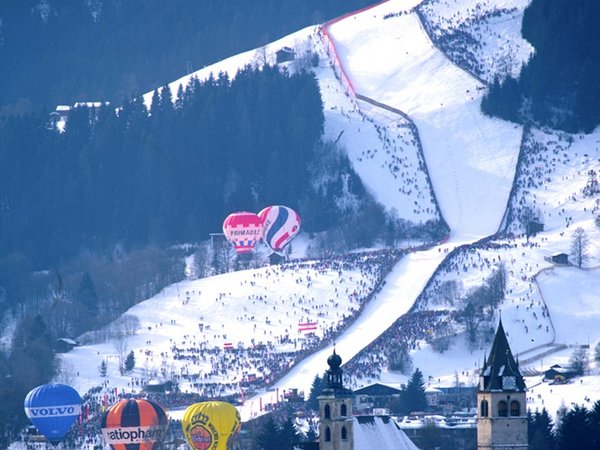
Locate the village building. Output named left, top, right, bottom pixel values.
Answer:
left=276, top=46, right=296, bottom=64
left=551, top=253, right=569, bottom=265
left=53, top=338, right=78, bottom=353
left=543, top=364, right=578, bottom=383
left=353, top=383, right=402, bottom=414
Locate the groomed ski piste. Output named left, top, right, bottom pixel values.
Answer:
left=49, top=0, right=600, bottom=440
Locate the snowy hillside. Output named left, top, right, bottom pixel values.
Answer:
left=327, top=0, right=522, bottom=238
left=54, top=0, right=600, bottom=435
left=61, top=253, right=398, bottom=394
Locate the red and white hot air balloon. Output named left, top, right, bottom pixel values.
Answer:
left=258, top=205, right=301, bottom=254
left=222, top=212, right=263, bottom=254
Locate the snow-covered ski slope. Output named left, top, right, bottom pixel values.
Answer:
left=178, top=0, right=528, bottom=419
left=61, top=0, right=600, bottom=425
left=244, top=243, right=452, bottom=408
left=327, top=0, right=521, bottom=238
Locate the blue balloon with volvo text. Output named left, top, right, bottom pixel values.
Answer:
left=24, top=383, right=82, bottom=445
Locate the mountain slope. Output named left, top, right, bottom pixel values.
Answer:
left=53, top=0, right=600, bottom=433
left=328, top=0, right=522, bottom=238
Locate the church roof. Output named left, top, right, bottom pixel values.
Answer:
left=353, top=416, right=420, bottom=450
left=480, top=320, right=526, bottom=392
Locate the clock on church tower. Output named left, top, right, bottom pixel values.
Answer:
left=502, top=375, right=517, bottom=391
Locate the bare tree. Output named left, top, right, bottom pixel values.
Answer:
left=213, top=241, right=235, bottom=274
left=594, top=341, right=600, bottom=365
left=294, top=38, right=314, bottom=71
left=569, top=347, right=589, bottom=375
left=114, top=334, right=129, bottom=376
left=521, top=204, right=543, bottom=240
left=386, top=343, right=412, bottom=374
left=429, top=321, right=455, bottom=353
left=570, top=227, right=589, bottom=268
left=253, top=33, right=271, bottom=68
left=193, top=244, right=210, bottom=279
left=55, top=361, right=76, bottom=386
left=437, top=280, right=460, bottom=306
left=118, top=314, right=141, bottom=336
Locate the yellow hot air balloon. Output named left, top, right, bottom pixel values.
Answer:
left=182, top=401, right=241, bottom=450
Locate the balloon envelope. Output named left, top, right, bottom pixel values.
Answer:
left=258, top=205, right=301, bottom=253
left=24, top=383, right=82, bottom=445
left=182, top=401, right=241, bottom=450
left=222, top=212, right=263, bottom=254
left=101, top=398, right=168, bottom=450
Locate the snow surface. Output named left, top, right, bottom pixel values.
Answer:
left=327, top=0, right=521, bottom=238
left=46, top=0, right=600, bottom=440
left=354, top=416, right=420, bottom=450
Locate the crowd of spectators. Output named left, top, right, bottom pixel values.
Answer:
left=29, top=250, right=404, bottom=448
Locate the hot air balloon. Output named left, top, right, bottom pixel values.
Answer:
left=258, top=205, right=301, bottom=254
left=101, top=398, right=168, bottom=450
left=182, top=401, right=241, bottom=450
left=24, top=383, right=82, bottom=445
left=222, top=212, right=263, bottom=254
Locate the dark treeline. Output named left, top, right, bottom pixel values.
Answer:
left=0, top=65, right=326, bottom=266
left=482, top=0, right=600, bottom=133
left=0, top=315, right=56, bottom=447
left=528, top=403, right=600, bottom=450
left=0, top=63, right=376, bottom=444
left=0, top=0, right=377, bottom=112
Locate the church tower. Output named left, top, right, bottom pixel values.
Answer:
left=318, top=348, right=354, bottom=450
left=477, top=320, right=528, bottom=450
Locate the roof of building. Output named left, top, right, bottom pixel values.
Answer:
left=353, top=416, right=420, bottom=450
left=424, top=386, right=443, bottom=394
left=354, top=383, right=403, bottom=396
left=544, top=365, right=578, bottom=375
left=277, top=46, right=295, bottom=54
left=479, top=319, right=526, bottom=392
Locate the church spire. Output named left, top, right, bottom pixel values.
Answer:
left=480, top=319, right=526, bottom=392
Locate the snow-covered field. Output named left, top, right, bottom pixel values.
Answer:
left=48, top=0, right=600, bottom=437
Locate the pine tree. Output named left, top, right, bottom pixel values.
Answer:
left=589, top=401, right=600, bottom=449
left=402, top=368, right=428, bottom=414
left=556, top=405, right=593, bottom=450
left=99, top=360, right=107, bottom=377
left=279, top=417, right=301, bottom=449
left=528, top=409, right=555, bottom=450
left=124, top=350, right=136, bottom=372
left=77, top=272, right=99, bottom=313
left=255, top=415, right=283, bottom=450
left=306, top=373, right=326, bottom=411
